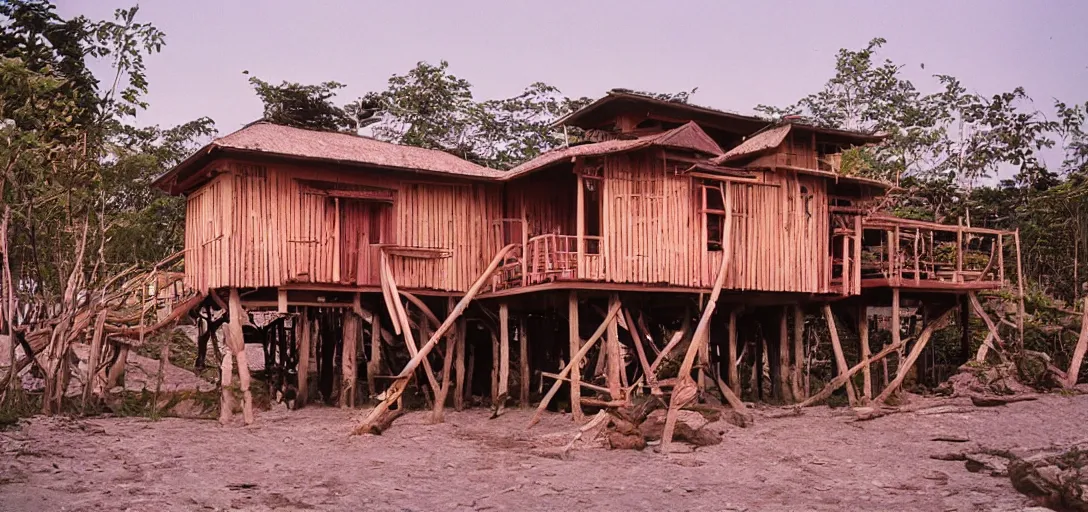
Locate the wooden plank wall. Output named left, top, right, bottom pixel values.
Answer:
left=595, top=150, right=830, bottom=293
left=182, top=159, right=501, bottom=293
left=506, top=170, right=576, bottom=238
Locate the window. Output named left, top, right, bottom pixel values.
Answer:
left=704, top=184, right=726, bottom=251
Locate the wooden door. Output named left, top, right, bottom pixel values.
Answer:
left=340, top=200, right=392, bottom=285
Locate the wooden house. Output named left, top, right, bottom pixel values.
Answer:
left=155, top=91, right=1021, bottom=432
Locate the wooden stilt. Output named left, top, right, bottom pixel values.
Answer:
left=969, top=292, right=1006, bottom=363
left=1066, top=297, right=1088, bottom=388
left=340, top=312, right=358, bottom=408
left=497, top=302, right=510, bottom=414
left=890, top=288, right=901, bottom=394
left=464, top=331, right=475, bottom=406
left=858, top=304, right=871, bottom=402
left=519, top=316, right=530, bottom=407
left=528, top=300, right=621, bottom=428
left=229, top=288, right=254, bottom=425
left=605, top=293, right=622, bottom=400
left=728, top=310, right=739, bottom=396
left=800, top=334, right=912, bottom=407
left=875, top=307, right=955, bottom=403
left=791, top=306, right=804, bottom=400
left=454, top=317, right=466, bottom=411
left=959, top=294, right=971, bottom=364
left=1014, top=229, right=1025, bottom=348
left=218, top=345, right=234, bottom=425
left=623, top=308, right=654, bottom=388
left=365, top=309, right=379, bottom=401
left=490, top=330, right=499, bottom=405
left=568, top=290, right=583, bottom=422
left=778, top=307, right=791, bottom=402
left=352, top=244, right=518, bottom=435
left=432, top=298, right=456, bottom=422
left=822, top=304, right=857, bottom=406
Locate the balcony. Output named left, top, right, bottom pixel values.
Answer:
left=491, top=234, right=605, bottom=291
left=856, top=215, right=1011, bottom=291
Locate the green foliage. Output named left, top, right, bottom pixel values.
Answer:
left=247, top=75, right=355, bottom=131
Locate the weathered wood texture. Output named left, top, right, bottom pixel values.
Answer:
left=507, top=149, right=831, bottom=293
left=184, top=159, right=501, bottom=293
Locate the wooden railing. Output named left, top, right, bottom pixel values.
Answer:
left=490, top=234, right=605, bottom=290
left=856, top=216, right=1010, bottom=289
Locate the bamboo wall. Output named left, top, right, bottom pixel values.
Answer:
left=599, top=151, right=829, bottom=292
left=505, top=149, right=832, bottom=293
left=183, top=159, right=501, bottom=293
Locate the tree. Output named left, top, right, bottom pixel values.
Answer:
left=247, top=75, right=355, bottom=132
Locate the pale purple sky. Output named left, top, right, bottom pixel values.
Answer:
left=60, top=0, right=1088, bottom=164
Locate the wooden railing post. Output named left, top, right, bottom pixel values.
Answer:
left=956, top=217, right=964, bottom=283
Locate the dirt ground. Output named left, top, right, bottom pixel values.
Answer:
left=2, top=394, right=1085, bottom=512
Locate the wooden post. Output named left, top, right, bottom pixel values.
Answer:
left=497, top=302, right=510, bottom=412
left=956, top=219, right=964, bottom=283
left=490, top=330, right=499, bottom=405
left=454, top=317, right=466, bottom=411
left=890, top=287, right=901, bottom=392
left=340, top=311, right=358, bottom=408
left=529, top=300, right=621, bottom=428
left=568, top=291, right=583, bottom=422
left=519, top=316, right=530, bottom=407
left=81, top=312, right=108, bottom=411
left=778, top=306, right=791, bottom=402
left=792, top=305, right=804, bottom=400
left=576, top=170, right=585, bottom=271
left=997, top=233, right=1005, bottom=284
left=298, top=312, right=312, bottom=405
left=1014, top=229, right=1025, bottom=347
left=623, top=308, right=654, bottom=388
left=822, top=304, right=857, bottom=406
left=858, top=304, right=871, bottom=401
left=1066, top=297, right=1088, bottom=388
left=228, top=288, right=254, bottom=425
left=353, top=244, right=518, bottom=434
left=365, top=309, right=379, bottom=401
left=728, top=309, right=740, bottom=396
left=605, top=293, right=622, bottom=400
left=875, top=308, right=955, bottom=403
left=959, top=294, right=971, bottom=364
left=433, top=297, right=457, bottom=422
left=277, top=289, right=288, bottom=313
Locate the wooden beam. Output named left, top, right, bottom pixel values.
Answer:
left=297, top=309, right=311, bottom=407
left=340, top=311, right=358, bottom=408
left=528, top=299, right=622, bottom=428
left=365, top=308, right=379, bottom=402
left=353, top=244, right=518, bottom=435
left=568, top=290, right=583, bottom=422
left=875, top=307, right=955, bottom=403
left=800, top=333, right=912, bottom=407
left=623, top=308, right=654, bottom=389
left=822, top=305, right=858, bottom=406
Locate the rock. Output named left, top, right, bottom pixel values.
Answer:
left=637, top=409, right=722, bottom=447
left=965, top=453, right=1009, bottom=477
left=645, top=409, right=709, bottom=430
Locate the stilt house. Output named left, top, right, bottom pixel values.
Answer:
left=154, top=90, right=1021, bottom=428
